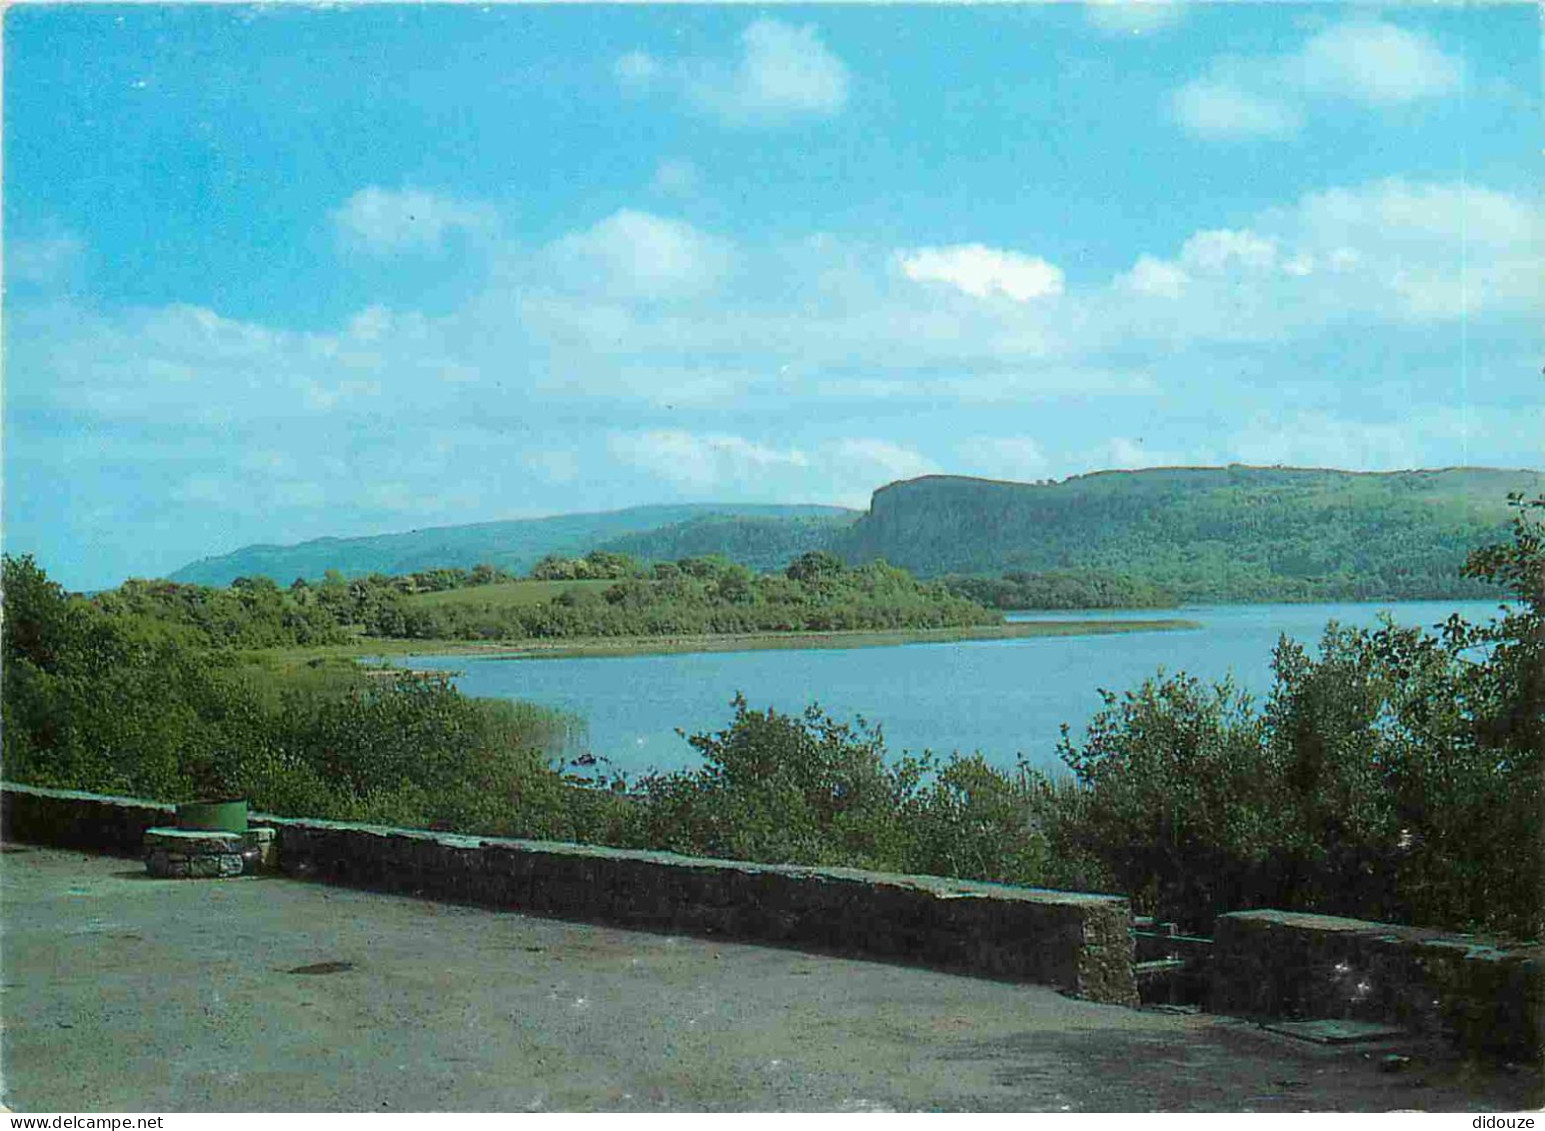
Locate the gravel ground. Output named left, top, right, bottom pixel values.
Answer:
left=2, top=845, right=1537, bottom=1113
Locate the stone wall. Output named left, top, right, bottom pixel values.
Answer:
left=1, top=783, right=175, bottom=854
left=1211, top=910, right=1542, bottom=1055
left=1, top=783, right=1136, bottom=1004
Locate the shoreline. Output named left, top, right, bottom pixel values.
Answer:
left=360, top=617, right=1202, bottom=664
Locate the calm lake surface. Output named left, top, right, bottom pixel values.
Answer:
left=402, top=600, right=1506, bottom=778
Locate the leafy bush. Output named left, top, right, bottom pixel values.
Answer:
left=629, top=693, right=1094, bottom=891
left=0, top=554, right=602, bottom=838
left=1056, top=495, right=1544, bottom=937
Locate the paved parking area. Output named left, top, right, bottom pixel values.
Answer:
left=2, top=846, right=1537, bottom=1112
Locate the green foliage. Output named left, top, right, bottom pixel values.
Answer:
left=7, top=491, right=1540, bottom=939
left=1059, top=675, right=1272, bottom=925
left=1057, top=495, right=1545, bottom=937
left=1, top=554, right=612, bottom=839
left=389, top=556, right=997, bottom=641
left=168, top=503, right=857, bottom=587
left=943, top=570, right=1178, bottom=610
left=530, top=550, right=645, bottom=581
left=631, top=694, right=1092, bottom=890
left=784, top=550, right=847, bottom=584
left=839, top=466, right=1544, bottom=601
left=633, top=695, right=913, bottom=868
left=595, top=514, right=856, bottom=574
left=87, top=575, right=352, bottom=649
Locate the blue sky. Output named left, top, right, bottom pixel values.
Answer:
left=5, top=2, right=1540, bottom=590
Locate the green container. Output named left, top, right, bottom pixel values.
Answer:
left=176, top=798, right=249, bottom=833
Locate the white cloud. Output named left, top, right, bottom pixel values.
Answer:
left=1170, top=80, right=1302, bottom=141
left=619, top=19, right=850, bottom=128
left=1118, top=255, right=1189, bottom=299
left=1290, top=180, right=1535, bottom=250
left=1290, top=21, right=1462, bottom=106
left=1286, top=180, right=1541, bottom=318
left=830, top=438, right=938, bottom=485
left=546, top=209, right=733, bottom=302
left=1108, top=179, right=1540, bottom=335
left=1172, top=19, right=1464, bottom=140
left=14, top=172, right=1536, bottom=579
left=1179, top=229, right=1278, bottom=274
left=898, top=244, right=1064, bottom=302
left=332, top=186, right=497, bottom=255
left=1099, top=437, right=1195, bottom=471
left=1085, top=1, right=1186, bottom=36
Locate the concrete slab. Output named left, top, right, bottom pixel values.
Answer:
left=2, top=846, right=1539, bottom=1113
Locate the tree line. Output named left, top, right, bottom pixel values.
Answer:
left=3, top=496, right=1539, bottom=939
left=66, top=550, right=998, bottom=647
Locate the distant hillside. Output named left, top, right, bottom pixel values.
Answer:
left=830, top=466, right=1545, bottom=603
left=593, top=513, right=858, bottom=573
left=167, top=503, right=856, bottom=587
left=168, top=466, right=1543, bottom=601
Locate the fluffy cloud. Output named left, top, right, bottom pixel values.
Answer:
left=332, top=187, right=497, bottom=255
left=24, top=179, right=1531, bottom=434
left=546, top=209, right=733, bottom=302
left=1289, top=21, right=1462, bottom=105
left=1098, top=437, right=1197, bottom=472
left=1171, top=19, right=1464, bottom=140
left=616, top=19, right=850, bottom=127
left=1108, top=179, right=1540, bottom=334
left=1170, top=80, right=1302, bottom=141
left=897, top=244, right=1064, bottom=302
left=14, top=172, right=1535, bottom=586
left=1119, top=255, right=1189, bottom=299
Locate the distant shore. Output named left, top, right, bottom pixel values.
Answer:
left=317, top=617, right=1201, bottom=665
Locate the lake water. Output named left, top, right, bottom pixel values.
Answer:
left=401, top=600, right=1506, bottom=778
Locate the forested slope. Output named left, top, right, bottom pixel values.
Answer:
left=170, top=503, right=856, bottom=587
left=831, top=466, right=1544, bottom=602
left=592, top=513, right=855, bottom=574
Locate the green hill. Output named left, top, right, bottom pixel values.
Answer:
left=167, top=466, right=1543, bottom=603
left=829, top=466, right=1544, bottom=602
left=167, top=503, right=857, bottom=587
left=592, top=513, right=857, bottom=573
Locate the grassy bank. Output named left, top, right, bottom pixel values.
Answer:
left=261, top=617, right=1202, bottom=666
